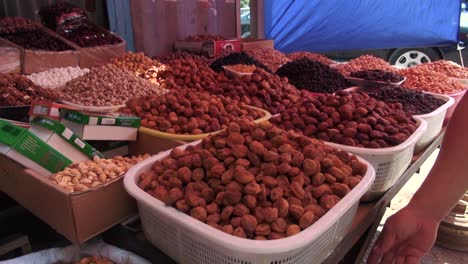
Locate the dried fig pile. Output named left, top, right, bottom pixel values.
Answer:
left=270, top=92, right=418, bottom=148
left=120, top=90, right=265, bottom=134
left=138, top=120, right=367, bottom=240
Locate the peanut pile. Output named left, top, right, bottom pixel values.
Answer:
left=270, top=92, right=418, bottom=148
left=401, top=65, right=466, bottom=94
left=120, top=89, right=265, bottom=134
left=408, top=60, right=468, bottom=79
left=0, top=74, right=60, bottom=106
left=245, top=47, right=291, bottom=72
left=335, top=55, right=397, bottom=76
left=59, top=64, right=164, bottom=106
left=52, top=155, right=150, bottom=192
left=138, top=120, right=366, bottom=240
left=111, top=52, right=169, bottom=85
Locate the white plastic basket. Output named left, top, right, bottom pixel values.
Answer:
left=324, top=117, right=427, bottom=201
left=124, top=142, right=375, bottom=264
left=413, top=93, right=454, bottom=153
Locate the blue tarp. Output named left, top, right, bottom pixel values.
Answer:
left=264, top=1, right=460, bottom=53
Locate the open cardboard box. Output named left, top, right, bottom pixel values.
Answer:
left=0, top=154, right=136, bottom=244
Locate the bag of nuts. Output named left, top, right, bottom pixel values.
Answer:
left=137, top=120, right=367, bottom=240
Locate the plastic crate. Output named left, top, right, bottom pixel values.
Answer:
left=324, top=117, right=427, bottom=201
left=124, top=142, right=375, bottom=264
left=414, top=93, right=454, bottom=153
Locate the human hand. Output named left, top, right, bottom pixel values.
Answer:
left=367, top=205, right=439, bottom=264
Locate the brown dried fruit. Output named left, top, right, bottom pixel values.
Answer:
left=299, top=211, right=315, bottom=229
left=168, top=188, right=184, bottom=205
left=320, top=194, right=341, bottom=211
left=175, top=199, right=190, bottom=213
left=263, top=207, right=279, bottom=223
left=231, top=144, right=249, bottom=158
left=270, top=187, right=284, bottom=201
left=286, top=225, right=301, bottom=237
left=221, top=206, right=234, bottom=221
left=289, top=204, right=305, bottom=219
left=304, top=204, right=326, bottom=218
left=271, top=218, right=288, bottom=233
left=190, top=207, right=207, bottom=222
left=233, top=227, right=247, bottom=238
left=331, top=183, right=351, bottom=197
left=303, top=159, right=320, bottom=176
left=233, top=167, right=255, bottom=184
left=255, top=223, right=271, bottom=236
left=206, top=213, right=221, bottom=224
left=269, top=232, right=286, bottom=240
left=244, top=182, right=262, bottom=195
left=290, top=182, right=306, bottom=199
left=223, top=190, right=242, bottom=205
left=311, top=184, right=333, bottom=199
left=221, top=225, right=234, bottom=235
left=233, top=203, right=250, bottom=216
left=241, top=214, right=258, bottom=234
left=243, top=194, right=257, bottom=209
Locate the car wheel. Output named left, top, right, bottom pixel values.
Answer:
left=388, top=48, right=441, bottom=68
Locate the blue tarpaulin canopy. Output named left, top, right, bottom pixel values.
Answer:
left=264, top=0, right=460, bottom=53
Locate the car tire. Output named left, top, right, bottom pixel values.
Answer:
left=388, top=48, right=441, bottom=68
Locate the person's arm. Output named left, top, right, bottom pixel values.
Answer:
left=368, top=92, right=468, bottom=264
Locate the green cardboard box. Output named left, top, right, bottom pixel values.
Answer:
left=0, top=119, right=73, bottom=177
left=29, top=117, right=104, bottom=163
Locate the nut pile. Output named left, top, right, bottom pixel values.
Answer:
left=59, top=24, right=122, bottom=47
left=361, top=86, right=446, bottom=115
left=335, top=55, right=397, bottom=76
left=52, top=155, right=150, bottom=192
left=270, top=92, right=418, bottom=148
left=111, top=52, right=169, bottom=84
left=138, top=120, right=367, bottom=240
left=158, top=58, right=226, bottom=91
left=210, top=52, right=270, bottom=72
left=214, top=68, right=302, bottom=115
left=59, top=64, right=163, bottom=106
left=401, top=67, right=465, bottom=94
left=0, top=74, right=60, bottom=106
left=410, top=60, right=468, bottom=79
left=287, top=51, right=334, bottom=65
left=276, top=58, right=348, bottom=93
left=27, top=66, right=90, bottom=89
left=184, top=35, right=226, bottom=41
left=350, top=69, right=404, bottom=83
left=245, top=47, right=291, bottom=72
left=120, top=89, right=265, bottom=134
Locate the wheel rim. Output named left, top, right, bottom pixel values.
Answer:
left=394, top=51, right=431, bottom=68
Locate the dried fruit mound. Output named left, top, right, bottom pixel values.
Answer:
left=120, top=89, right=265, bottom=134
left=0, top=74, right=60, bottom=106
left=361, top=86, right=446, bottom=115
left=270, top=92, right=418, bottom=148
left=138, top=120, right=367, bottom=240
left=276, top=58, right=348, bottom=93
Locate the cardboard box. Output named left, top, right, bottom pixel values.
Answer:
left=29, top=117, right=103, bottom=164
left=0, top=24, right=80, bottom=74
left=60, top=110, right=140, bottom=141
left=0, top=119, right=72, bottom=177
left=89, top=141, right=129, bottom=158
left=241, top=38, right=274, bottom=51
left=0, top=44, right=20, bottom=74
left=0, top=155, right=136, bottom=244
left=29, top=101, right=78, bottom=121
left=174, top=39, right=241, bottom=57
left=129, top=132, right=185, bottom=155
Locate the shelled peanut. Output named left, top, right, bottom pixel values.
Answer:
left=138, top=120, right=367, bottom=240
left=120, top=89, right=265, bottom=134
left=52, top=155, right=150, bottom=192
left=270, top=91, right=418, bottom=148
left=401, top=66, right=466, bottom=94
left=334, top=55, right=397, bottom=76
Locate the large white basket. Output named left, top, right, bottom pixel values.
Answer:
left=124, top=143, right=375, bottom=264
left=413, top=93, right=453, bottom=153
left=324, top=117, right=427, bottom=201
